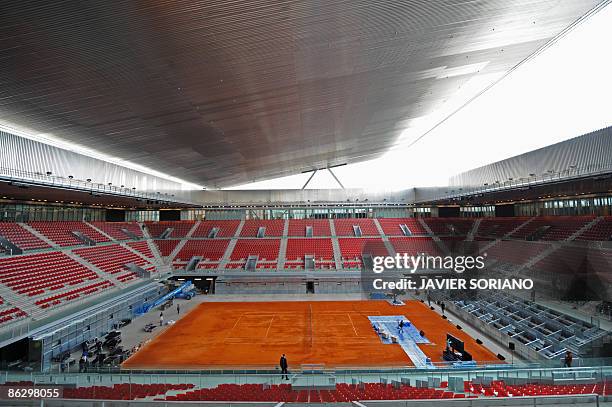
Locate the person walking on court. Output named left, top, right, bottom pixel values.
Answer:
left=280, top=354, right=289, bottom=380
left=159, top=311, right=164, bottom=327
left=177, top=303, right=180, bottom=315
left=440, top=302, right=446, bottom=315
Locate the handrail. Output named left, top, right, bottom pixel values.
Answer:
left=3, top=359, right=611, bottom=376
left=423, top=161, right=612, bottom=203
left=0, top=166, right=196, bottom=206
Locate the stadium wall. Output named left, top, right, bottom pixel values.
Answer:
left=214, top=276, right=362, bottom=295
left=195, top=189, right=416, bottom=206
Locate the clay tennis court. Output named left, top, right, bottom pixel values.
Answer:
left=122, top=300, right=499, bottom=369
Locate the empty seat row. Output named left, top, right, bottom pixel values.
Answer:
left=0, top=251, right=101, bottom=297
left=285, top=238, right=334, bottom=260
left=230, top=239, right=280, bottom=261
left=577, top=216, right=612, bottom=241
left=126, top=241, right=155, bottom=259
left=91, top=222, right=143, bottom=240
left=28, top=221, right=110, bottom=246
left=390, top=237, right=442, bottom=256
left=423, top=218, right=474, bottom=235
left=0, top=299, right=27, bottom=325
left=0, top=222, right=50, bottom=250
left=164, top=383, right=464, bottom=402
left=509, top=216, right=594, bottom=240
left=287, top=219, right=332, bottom=236
left=334, top=219, right=379, bottom=236
left=465, top=380, right=611, bottom=397
left=486, top=241, right=550, bottom=266
left=145, top=221, right=195, bottom=238
left=476, top=217, right=532, bottom=238
left=191, top=220, right=240, bottom=237
left=240, top=220, right=285, bottom=237
left=284, top=261, right=336, bottom=270
left=63, top=383, right=194, bottom=400
left=338, top=238, right=388, bottom=259
left=74, top=244, right=152, bottom=276
left=36, top=280, right=114, bottom=309
left=154, top=240, right=180, bottom=257
left=378, top=218, right=427, bottom=235
left=175, top=240, right=229, bottom=261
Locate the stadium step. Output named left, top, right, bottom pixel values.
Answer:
left=85, top=221, right=116, bottom=242
left=0, top=236, right=22, bottom=255
left=520, top=242, right=562, bottom=270
left=168, top=239, right=188, bottom=263
left=65, top=250, right=128, bottom=288
left=0, top=283, right=37, bottom=320
left=163, top=221, right=200, bottom=263
left=140, top=222, right=152, bottom=239
left=328, top=219, right=343, bottom=269
left=219, top=219, right=245, bottom=268
left=569, top=216, right=603, bottom=240
left=419, top=219, right=450, bottom=256
left=278, top=219, right=289, bottom=268
left=122, top=242, right=155, bottom=263
left=507, top=217, right=536, bottom=237
left=417, top=218, right=434, bottom=237
left=478, top=217, right=536, bottom=254
left=466, top=219, right=481, bottom=241
left=146, top=239, right=164, bottom=263
left=278, top=238, right=288, bottom=270
left=71, top=230, right=96, bottom=246
left=373, top=218, right=396, bottom=257
left=518, top=218, right=601, bottom=272
left=18, top=223, right=59, bottom=249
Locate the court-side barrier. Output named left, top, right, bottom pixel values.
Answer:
left=28, top=356, right=612, bottom=376
left=2, top=364, right=611, bottom=389
left=0, top=394, right=605, bottom=406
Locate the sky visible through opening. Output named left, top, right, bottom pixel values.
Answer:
left=230, top=4, right=612, bottom=191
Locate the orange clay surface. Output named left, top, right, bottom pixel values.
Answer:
left=123, top=300, right=499, bottom=369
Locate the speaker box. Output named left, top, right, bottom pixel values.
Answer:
left=419, top=330, right=425, bottom=337
left=442, top=315, right=447, bottom=319
left=456, top=324, right=462, bottom=330
left=497, top=354, right=505, bottom=361
left=509, top=342, right=515, bottom=351
left=476, top=339, right=483, bottom=345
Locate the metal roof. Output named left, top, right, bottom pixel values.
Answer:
left=0, top=0, right=604, bottom=187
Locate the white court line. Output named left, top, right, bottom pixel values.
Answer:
left=347, top=313, right=359, bottom=336
left=223, top=314, right=244, bottom=340
left=265, top=314, right=275, bottom=338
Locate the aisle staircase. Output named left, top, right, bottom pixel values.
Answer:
left=85, top=221, right=116, bottom=242
left=373, top=218, right=396, bottom=257
left=18, top=223, right=58, bottom=248
left=218, top=219, right=245, bottom=269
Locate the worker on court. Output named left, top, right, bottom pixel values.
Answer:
left=280, top=354, right=289, bottom=380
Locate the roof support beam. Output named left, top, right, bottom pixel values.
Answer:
left=327, top=167, right=345, bottom=189
left=301, top=169, right=317, bottom=189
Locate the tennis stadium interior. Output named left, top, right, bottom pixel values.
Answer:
left=0, top=1, right=611, bottom=406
